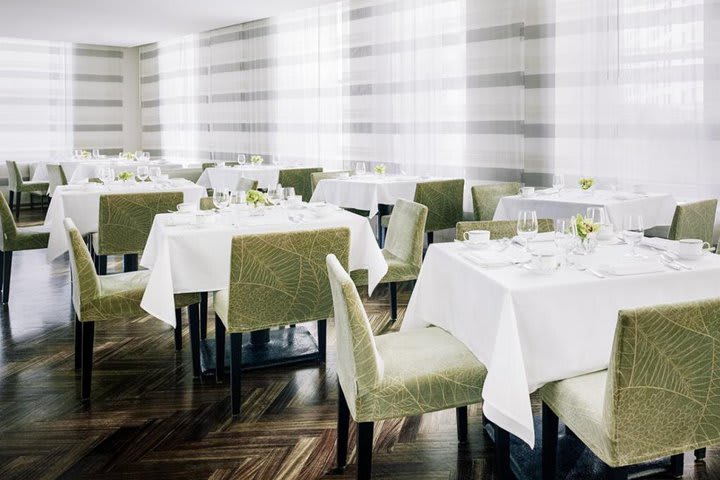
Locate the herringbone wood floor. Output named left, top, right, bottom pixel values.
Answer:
left=1, top=208, right=719, bottom=480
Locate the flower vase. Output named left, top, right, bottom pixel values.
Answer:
left=577, top=233, right=598, bottom=254
left=249, top=203, right=265, bottom=216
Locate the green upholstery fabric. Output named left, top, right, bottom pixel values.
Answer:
left=213, top=228, right=350, bottom=334
left=0, top=192, right=49, bottom=252
left=199, top=198, right=214, bottom=210
left=65, top=218, right=198, bottom=322
left=351, top=199, right=428, bottom=286
left=310, top=170, right=353, bottom=191
left=327, top=254, right=486, bottom=423
left=46, top=163, right=69, bottom=188
left=201, top=162, right=216, bottom=171
left=6, top=160, right=49, bottom=194
left=278, top=167, right=322, bottom=202
left=234, top=178, right=259, bottom=192
left=96, top=192, right=183, bottom=256
left=414, top=179, right=464, bottom=232
left=668, top=199, right=717, bottom=244
left=541, top=298, right=720, bottom=468
left=471, top=183, right=522, bottom=221
left=455, top=219, right=554, bottom=241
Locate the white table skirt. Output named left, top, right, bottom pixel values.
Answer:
left=494, top=189, right=677, bottom=229
left=140, top=206, right=388, bottom=326
left=196, top=166, right=282, bottom=191
left=45, top=182, right=206, bottom=261
left=402, top=241, right=720, bottom=447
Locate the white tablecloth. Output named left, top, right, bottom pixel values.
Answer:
left=140, top=206, right=387, bottom=326
left=402, top=241, right=720, bottom=446
left=196, top=166, right=283, bottom=191
left=494, top=189, right=677, bottom=229
left=45, top=182, right=206, bottom=261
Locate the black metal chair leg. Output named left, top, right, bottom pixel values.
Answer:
left=2, top=250, right=12, bottom=304
left=74, top=314, right=82, bottom=370
left=15, top=191, right=21, bottom=220
left=174, top=308, right=182, bottom=351
left=606, top=466, right=629, bottom=480
left=337, top=383, right=350, bottom=470
left=456, top=406, right=468, bottom=443
left=494, top=424, right=511, bottom=480
left=389, top=282, right=397, bottom=321
left=81, top=321, right=95, bottom=400
left=123, top=254, right=138, bottom=272
left=427, top=231, right=434, bottom=245
left=542, top=402, right=558, bottom=480
left=670, top=453, right=684, bottom=477
left=9, top=191, right=14, bottom=214
left=318, top=319, right=327, bottom=363
left=357, top=422, right=374, bottom=480
left=230, top=332, right=242, bottom=417
left=200, top=292, right=208, bottom=340
left=215, top=315, right=225, bottom=383
left=96, top=255, right=107, bottom=275
left=188, top=303, right=201, bottom=378
left=695, top=448, right=707, bottom=461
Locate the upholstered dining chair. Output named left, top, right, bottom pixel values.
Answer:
left=645, top=199, right=718, bottom=245
left=46, top=163, right=69, bottom=197
left=64, top=218, right=200, bottom=400
left=278, top=167, right=322, bottom=202
left=212, top=228, right=351, bottom=417
left=456, top=219, right=554, bottom=241
left=351, top=199, right=427, bottom=322
left=327, top=254, right=501, bottom=480
left=6, top=160, right=49, bottom=220
left=540, top=298, right=720, bottom=480
left=471, top=182, right=522, bottom=221
left=0, top=192, right=49, bottom=303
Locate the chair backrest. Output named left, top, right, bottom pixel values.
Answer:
left=326, top=253, right=384, bottom=413
left=6, top=160, right=23, bottom=191
left=225, top=228, right=350, bottom=333
left=97, top=192, right=183, bottom=255
left=604, top=298, right=720, bottom=460
left=278, top=168, right=323, bottom=202
left=311, top=170, right=353, bottom=191
left=234, top=178, right=259, bottom=192
left=668, top=199, right=717, bottom=244
left=64, top=218, right=101, bottom=320
left=201, top=162, right=217, bottom=171
left=46, top=163, right=68, bottom=195
left=414, top=179, right=464, bottom=232
left=0, top=192, right=18, bottom=250
left=455, top=219, right=554, bottom=241
left=199, top=197, right=215, bottom=210
left=471, top=183, right=522, bottom=221
left=384, top=199, right=428, bottom=269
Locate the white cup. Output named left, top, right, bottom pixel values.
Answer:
left=520, top=186, right=535, bottom=197
left=176, top=202, right=196, bottom=213
left=598, top=223, right=615, bottom=240
left=463, top=230, right=491, bottom=244
left=677, top=239, right=711, bottom=257
left=532, top=252, right=560, bottom=271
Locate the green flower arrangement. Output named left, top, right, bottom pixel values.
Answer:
left=250, top=155, right=264, bottom=165
left=575, top=214, right=599, bottom=240
left=246, top=189, right=267, bottom=206
left=579, top=177, right=594, bottom=190
left=374, top=164, right=386, bottom=175
left=80, top=150, right=92, bottom=159
left=117, top=171, right=134, bottom=182
left=121, top=152, right=135, bottom=161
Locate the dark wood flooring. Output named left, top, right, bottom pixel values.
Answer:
left=1, top=208, right=719, bottom=479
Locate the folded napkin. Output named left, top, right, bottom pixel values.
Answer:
left=600, top=261, right=665, bottom=276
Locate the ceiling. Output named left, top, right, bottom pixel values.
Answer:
left=0, top=0, right=336, bottom=48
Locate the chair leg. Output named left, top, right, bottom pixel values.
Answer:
left=357, top=422, right=374, bottom=480
left=8, top=191, right=14, bottom=213
left=494, top=424, right=511, bottom=480
left=427, top=231, right=434, bottom=245
left=456, top=406, right=468, bottom=443
left=215, top=315, right=225, bottom=383
left=96, top=255, right=107, bottom=275
left=695, top=448, right=707, bottom=461
left=2, top=251, right=12, bottom=304
left=188, top=303, right=201, bottom=378
left=318, top=319, right=327, bottom=363
left=337, top=383, right=350, bottom=470
left=15, top=191, right=21, bottom=220
left=389, top=282, right=397, bottom=321
left=81, top=321, right=95, bottom=400
left=123, top=254, right=138, bottom=272
left=174, top=308, right=182, bottom=351
left=200, top=292, right=208, bottom=340
left=670, top=453, right=684, bottom=478
left=542, top=402, right=559, bottom=480
left=606, top=466, right=628, bottom=480
left=74, top=314, right=82, bottom=370
left=230, top=332, right=243, bottom=417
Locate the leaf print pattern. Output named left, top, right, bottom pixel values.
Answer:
left=0, top=192, right=49, bottom=252
left=414, top=179, right=464, bottom=233
left=668, top=199, right=717, bottom=244
left=278, top=168, right=323, bottom=202
left=471, top=183, right=522, bottom=221
left=6, top=160, right=48, bottom=194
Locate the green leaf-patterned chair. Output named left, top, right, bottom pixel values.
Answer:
left=327, top=254, right=498, bottom=480
left=351, top=199, right=427, bottom=321
left=6, top=160, right=49, bottom=220
left=46, top=163, right=69, bottom=197
left=310, top=171, right=370, bottom=217
left=212, top=228, right=351, bottom=417
left=0, top=192, right=50, bottom=303
left=645, top=199, right=717, bottom=245
left=456, top=219, right=554, bottom=241
left=201, top=161, right=239, bottom=170
left=541, top=298, right=720, bottom=480
left=278, top=167, right=322, bottom=202
left=64, top=218, right=200, bottom=400
left=471, top=182, right=522, bottom=221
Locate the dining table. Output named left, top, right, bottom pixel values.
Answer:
left=401, top=235, right=720, bottom=447
left=196, top=165, right=309, bottom=191
left=44, top=180, right=206, bottom=261
left=33, top=158, right=187, bottom=189
left=494, top=188, right=677, bottom=228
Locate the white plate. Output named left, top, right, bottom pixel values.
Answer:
left=453, top=239, right=491, bottom=251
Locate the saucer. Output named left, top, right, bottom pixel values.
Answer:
left=455, top=239, right=491, bottom=250
left=675, top=251, right=705, bottom=261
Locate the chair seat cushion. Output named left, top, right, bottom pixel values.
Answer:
left=351, top=250, right=420, bottom=287
left=214, top=288, right=229, bottom=326
left=353, top=326, right=486, bottom=422
left=18, top=181, right=49, bottom=193
left=6, top=224, right=50, bottom=251
left=644, top=225, right=670, bottom=239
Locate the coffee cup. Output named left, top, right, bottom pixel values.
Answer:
left=463, top=230, right=491, bottom=244
left=677, top=239, right=711, bottom=258
left=520, top=186, right=535, bottom=197
left=176, top=202, right=196, bottom=213
left=532, top=252, right=560, bottom=271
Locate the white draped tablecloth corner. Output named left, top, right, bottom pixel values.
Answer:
left=140, top=207, right=387, bottom=326
left=44, top=182, right=206, bottom=261
left=401, top=241, right=720, bottom=447
left=494, top=189, right=677, bottom=229
left=196, top=165, right=293, bottom=191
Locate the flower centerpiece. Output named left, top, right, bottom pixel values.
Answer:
left=578, top=177, right=594, bottom=191
left=575, top=213, right=599, bottom=253
left=80, top=150, right=92, bottom=159
left=121, top=152, right=136, bottom=161
left=250, top=155, right=264, bottom=165
left=117, top=171, right=134, bottom=183
left=374, top=164, right=386, bottom=175
left=246, top=189, right=267, bottom=216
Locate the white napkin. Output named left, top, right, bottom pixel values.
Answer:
left=462, top=251, right=515, bottom=268
left=600, top=261, right=665, bottom=276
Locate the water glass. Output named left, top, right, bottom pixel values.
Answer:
left=73, top=149, right=81, bottom=159
left=552, top=174, right=564, bottom=191
left=134, top=151, right=143, bottom=160
left=213, top=189, right=230, bottom=210
left=137, top=166, right=149, bottom=182
left=283, top=187, right=296, bottom=200
left=356, top=162, right=366, bottom=175
left=149, top=167, right=162, bottom=182
left=586, top=207, right=606, bottom=226
left=99, top=167, right=115, bottom=185
left=230, top=190, right=246, bottom=206
left=554, top=218, right=576, bottom=265
left=622, top=214, right=644, bottom=256
left=517, top=210, right=539, bottom=249
left=237, top=154, right=246, bottom=166
left=92, top=148, right=100, bottom=159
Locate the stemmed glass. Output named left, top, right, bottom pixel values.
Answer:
left=134, top=151, right=143, bottom=161
left=92, top=148, right=100, bottom=159
left=149, top=167, right=162, bottom=182
left=73, top=149, right=81, bottom=159
left=137, top=166, right=149, bottom=182
left=586, top=207, right=606, bottom=226
left=554, top=218, right=576, bottom=266
left=230, top=190, right=246, bottom=206
left=356, top=162, right=366, bottom=175
left=237, top=154, right=246, bottom=166
left=552, top=174, right=564, bottom=192
left=517, top=210, right=539, bottom=250
left=622, top=214, right=644, bottom=257
left=213, top=189, right=230, bottom=211
left=99, top=167, right=115, bottom=186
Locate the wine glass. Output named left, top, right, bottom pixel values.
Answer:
left=137, top=166, right=149, bottom=182
left=149, top=167, right=162, bottom=182
left=586, top=207, right=606, bottom=226
left=554, top=218, right=576, bottom=266
left=283, top=187, right=296, bottom=200
left=355, top=162, right=366, bottom=175
left=92, top=148, right=100, bottom=159
left=517, top=210, right=539, bottom=250
left=213, top=189, right=230, bottom=210
left=552, top=174, right=564, bottom=191
left=99, top=167, right=115, bottom=185
left=622, top=214, right=644, bottom=257
left=73, top=149, right=81, bottom=159
left=230, top=190, right=246, bottom=207
left=134, top=151, right=143, bottom=161
left=237, top=154, right=246, bottom=166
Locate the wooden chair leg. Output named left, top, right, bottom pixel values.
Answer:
left=337, top=383, right=350, bottom=470
left=389, top=282, right=397, bottom=321
left=74, top=314, right=82, bottom=370
left=357, top=422, right=374, bottom=480
left=670, top=453, right=684, bottom=477
left=695, top=448, right=706, bottom=461
left=2, top=251, right=12, bottom=304
left=188, top=303, right=201, bottom=378
left=15, top=191, right=21, bottom=220
left=318, top=319, right=327, bottom=363
left=215, top=315, right=225, bottom=383
left=542, top=402, right=559, bottom=480
left=81, top=321, right=95, bottom=400
left=200, top=292, right=208, bottom=340
left=494, top=424, right=511, bottom=480
left=456, top=406, right=468, bottom=443
left=230, top=332, right=243, bottom=417
left=174, top=308, right=182, bottom=351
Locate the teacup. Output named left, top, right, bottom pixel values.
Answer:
left=520, top=186, right=535, bottom=197
left=463, top=230, right=491, bottom=244
left=677, top=239, right=711, bottom=258
left=531, top=251, right=560, bottom=272
left=176, top=202, right=197, bottom=213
